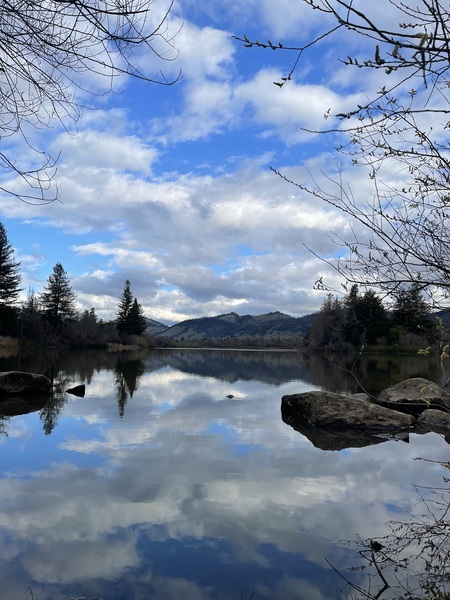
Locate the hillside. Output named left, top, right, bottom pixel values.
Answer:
left=149, top=311, right=316, bottom=342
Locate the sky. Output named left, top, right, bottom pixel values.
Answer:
left=0, top=0, right=409, bottom=324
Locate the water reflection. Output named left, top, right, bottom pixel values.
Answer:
left=0, top=349, right=447, bottom=599
left=114, top=355, right=145, bottom=417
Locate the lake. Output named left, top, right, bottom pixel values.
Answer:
left=0, top=348, right=449, bottom=600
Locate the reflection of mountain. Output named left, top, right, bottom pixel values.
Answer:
left=146, top=349, right=313, bottom=385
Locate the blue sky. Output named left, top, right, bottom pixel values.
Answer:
left=0, top=1, right=399, bottom=324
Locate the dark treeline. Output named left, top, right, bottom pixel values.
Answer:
left=0, top=222, right=162, bottom=350
left=305, top=283, right=436, bottom=352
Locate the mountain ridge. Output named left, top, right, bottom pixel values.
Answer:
left=146, top=311, right=316, bottom=341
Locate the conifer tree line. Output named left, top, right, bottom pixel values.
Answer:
left=0, top=221, right=149, bottom=346
left=306, top=284, right=434, bottom=352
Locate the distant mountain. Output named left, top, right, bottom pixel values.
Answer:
left=145, top=318, right=170, bottom=336
left=151, top=311, right=317, bottom=342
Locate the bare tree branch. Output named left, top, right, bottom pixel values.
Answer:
left=0, top=0, right=180, bottom=203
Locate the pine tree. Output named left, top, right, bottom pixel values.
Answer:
left=345, top=285, right=389, bottom=346
left=40, top=263, right=77, bottom=325
left=0, top=222, right=21, bottom=306
left=116, top=279, right=133, bottom=334
left=116, top=280, right=147, bottom=336
left=392, top=283, right=432, bottom=334
left=358, top=290, right=389, bottom=344
left=127, top=298, right=147, bottom=335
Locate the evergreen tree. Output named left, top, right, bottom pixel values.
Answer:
left=392, top=283, right=432, bottom=334
left=358, top=290, right=389, bottom=344
left=116, top=280, right=147, bottom=336
left=345, top=285, right=389, bottom=346
left=306, top=294, right=347, bottom=350
left=0, top=222, right=21, bottom=306
left=344, top=285, right=364, bottom=347
left=127, top=298, right=147, bottom=335
left=40, top=263, right=77, bottom=325
left=116, top=279, right=133, bottom=334
left=21, top=287, right=44, bottom=340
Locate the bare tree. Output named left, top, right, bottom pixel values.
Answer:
left=332, top=470, right=450, bottom=599
left=0, top=0, right=180, bottom=203
left=234, top=1, right=450, bottom=306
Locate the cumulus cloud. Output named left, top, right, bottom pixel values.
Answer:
left=0, top=0, right=402, bottom=322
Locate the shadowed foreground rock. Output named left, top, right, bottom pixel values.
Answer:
left=0, top=371, right=51, bottom=397
left=282, top=378, right=450, bottom=450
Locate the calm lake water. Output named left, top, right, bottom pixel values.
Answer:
left=0, top=348, right=448, bottom=600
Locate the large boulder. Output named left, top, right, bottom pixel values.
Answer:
left=417, top=408, right=450, bottom=430
left=377, top=377, right=450, bottom=413
left=281, top=390, right=415, bottom=431
left=0, top=371, right=51, bottom=398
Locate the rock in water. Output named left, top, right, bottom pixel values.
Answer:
left=66, top=384, right=86, bottom=397
left=282, top=390, right=415, bottom=430
left=0, top=371, right=51, bottom=397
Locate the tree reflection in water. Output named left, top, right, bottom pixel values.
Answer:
left=114, top=356, right=145, bottom=417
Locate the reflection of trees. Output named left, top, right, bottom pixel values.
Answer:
left=304, top=352, right=443, bottom=396
left=155, top=349, right=311, bottom=385
left=114, top=357, right=145, bottom=418
left=339, top=464, right=450, bottom=599
left=0, top=417, right=9, bottom=437
left=39, top=390, right=67, bottom=435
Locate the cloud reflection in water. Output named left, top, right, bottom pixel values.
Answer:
left=0, top=349, right=447, bottom=600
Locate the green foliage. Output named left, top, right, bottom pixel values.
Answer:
left=305, top=284, right=444, bottom=353
left=40, top=263, right=77, bottom=326
left=345, top=285, right=389, bottom=346
left=0, top=222, right=21, bottom=335
left=0, top=222, right=21, bottom=307
left=115, top=280, right=147, bottom=336
left=307, top=287, right=390, bottom=351
left=127, top=298, right=148, bottom=336
left=392, top=283, right=433, bottom=335
left=116, top=279, right=133, bottom=333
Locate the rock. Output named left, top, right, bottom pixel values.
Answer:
left=377, top=377, right=450, bottom=413
left=351, top=392, right=371, bottom=402
left=417, top=408, right=450, bottom=430
left=281, top=390, right=415, bottom=431
left=66, top=384, right=86, bottom=397
left=0, top=371, right=51, bottom=398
